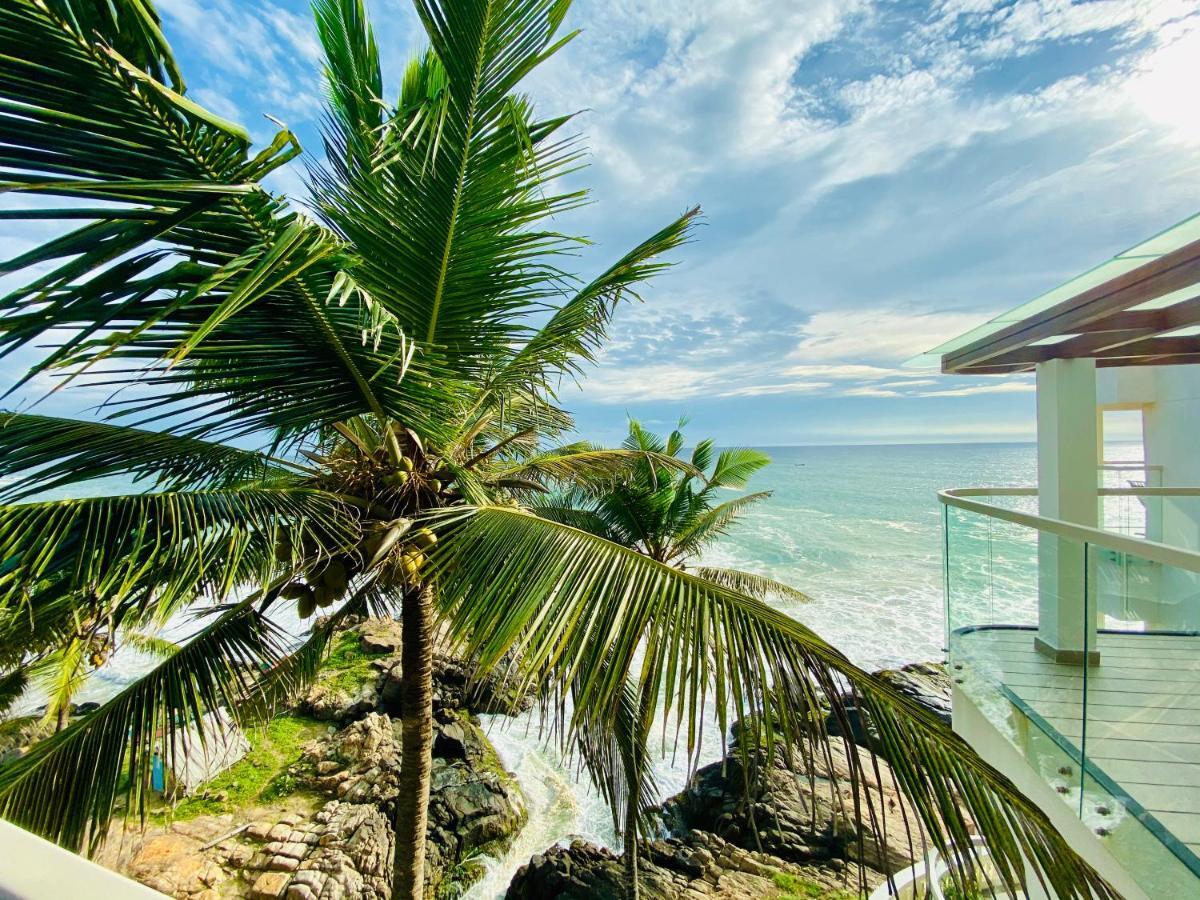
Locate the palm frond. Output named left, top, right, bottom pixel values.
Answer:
left=0, top=487, right=358, bottom=631
left=0, top=413, right=295, bottom=502
left=120, top=630, right=181, bottom=659
left=310, top=0, right=587, bottom=397
left=0, top=0, right=446, bottom=443
left=432, top=506, right=1118, bottom=900
left=669, top=492, right=771, bottom=561
left=573, top=673, right=659, bottom=839
left=0, top=666, right=28, bottom=717
left=0, top=600, right=286, bottom=852
left=691, top=566, right=811, bottom=603
left=490, top=447, right=700, bottom=487
left=28, top=639, right=88, bottom=727
left=489, top=208, right=699, bottom=396
left=707, top=448, right=771, bottom=489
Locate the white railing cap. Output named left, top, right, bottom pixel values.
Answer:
left=940, top=487, right=1200, bottom=574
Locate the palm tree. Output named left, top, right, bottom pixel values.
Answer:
left=534, top=419, right=810, bottom=896
left=535, top=419, right=811, bottom=593
left=0, top=2, right=1118, bottom=899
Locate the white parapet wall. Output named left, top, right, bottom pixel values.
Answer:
left=0, top=818, right=168, bottom=898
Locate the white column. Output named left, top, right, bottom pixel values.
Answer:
left=1035, top=358, right=1099, bottom=663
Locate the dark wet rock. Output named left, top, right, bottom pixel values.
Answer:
left=660, top=730, right=923, bottom=874
left=357, top=618, right=404, bottom=655
left=296, top=708, right=525, bottom=895
left=300, top=677, right=378, bottom=723
left=505, top=831, right=867, bottom=899
left=826, top=661, right=952, bottom=751
left=379, top=652, right=534, bottom=718
left=875, top=662, right=952, bottom=723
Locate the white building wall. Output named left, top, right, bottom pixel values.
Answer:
left=1098, top=365, right=1200, bottom=630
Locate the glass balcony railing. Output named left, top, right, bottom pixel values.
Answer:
left=942, top=486, right=1200, bottom=899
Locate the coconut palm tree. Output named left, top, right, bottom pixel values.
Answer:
left=534, top=419, right=811, bottom=593
left=534, top=419, right=810, bottom=896
left=0, top=2, right=1118, bottom=899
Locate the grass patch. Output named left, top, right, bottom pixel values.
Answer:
left=159, top=714, right=328, bottom=821
left=770, top=872, right=857, bottom=900
left=318, top=631, right=388, bottom=695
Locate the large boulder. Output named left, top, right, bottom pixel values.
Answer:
left=379, top=653, right=535, bottom=717
left=826, top=662, right=953, bottom=750
left=237, top=801, right=393, bottom=900
left=660, top=735, right=923, bottom=873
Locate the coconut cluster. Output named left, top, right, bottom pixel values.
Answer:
left=276, top=430, right=455, bottom=619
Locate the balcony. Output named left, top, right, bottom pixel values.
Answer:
left=943, top=485, right=1200, bottom=900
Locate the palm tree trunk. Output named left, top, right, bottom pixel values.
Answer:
left=54, top=702, right=69, bottom=733
left=624, top=777, right=640, bottom=900
left=393, top=584, right=434, bottom=900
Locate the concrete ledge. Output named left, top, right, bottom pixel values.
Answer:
left=1034, top=636, right=1100, bottom=665
left=0, top=819, right=167, bottom=899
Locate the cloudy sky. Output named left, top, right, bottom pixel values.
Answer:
left=8, top=0, right=1200, bottom=445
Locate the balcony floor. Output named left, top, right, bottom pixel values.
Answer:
left=955, top=626, right=1200, bottom=869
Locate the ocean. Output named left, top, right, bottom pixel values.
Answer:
left=10, top=441, right=1138, bottom=894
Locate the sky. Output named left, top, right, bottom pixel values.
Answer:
left=5, top=0, right=1200, bottom=446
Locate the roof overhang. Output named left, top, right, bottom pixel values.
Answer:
left=909, top=213, right=1200, bottom=375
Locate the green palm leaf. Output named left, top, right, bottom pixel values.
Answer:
left=433, top=506, right=1117, bottom=900
left=0, top=599, right=286, bottom=852
left=487, top=208, right=700, bottom=398
left=0, top=413, right=296, bottom=502
left=668, top=492, right=772, bottom=561
left=0, top=666, right=28, bottom=717
left=0, top=487, right=357, bottom=629
left=707, top=448, right=771, bottom=489
left=691, top=566, right=812, bottom=603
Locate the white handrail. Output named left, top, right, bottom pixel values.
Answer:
left=939, top=487, right=1200, bottom=574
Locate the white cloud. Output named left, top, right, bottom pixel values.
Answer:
left=718, top=381, right=832, bottom=398
left=787, top=310, right=989, bottom=366
left=916, top=380, right=1035, bottom=398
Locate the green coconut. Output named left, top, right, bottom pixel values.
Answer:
left=322, top=558, right=348, bottom=593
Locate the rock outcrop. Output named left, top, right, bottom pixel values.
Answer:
left=661, top=735, right=922, bottom=874
left=297, top=707, right=527, bottom=892
left=826, top=661, right=953, bottom=752
left=504, top=660, right=954, bottom=899
left=107, top=618, right=527, bottom=900
left=506, top=832, right=864, bottom=899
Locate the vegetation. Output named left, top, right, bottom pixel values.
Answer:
left=534, top=419, right=811, bottom=893
left=0, top=2, right=1121, bottom=900
left=769, top=872, right=856, bottom=900
left=318, top=631, right=389, bottom=696
left=163, top=715, right=327, bottom=821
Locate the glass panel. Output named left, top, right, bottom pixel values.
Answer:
left=1100, top=463, right=1162, bottom=540
left=1080, top=543, right=1200, bottom=896
left=944, top=505, right=1087, bottom=815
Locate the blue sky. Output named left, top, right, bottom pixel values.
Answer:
left=6, top=0, right=1200, bottom=446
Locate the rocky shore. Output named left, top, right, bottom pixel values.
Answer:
left=70, top=629, right=951, bottom=900
left=507, top=661, right=953, bottom=900
left=95, top=618, right=527, bottom=899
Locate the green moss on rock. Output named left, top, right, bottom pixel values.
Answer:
left=163, top=714, right=327, bottom=820
left=770, top=872, right=858, bottom=899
